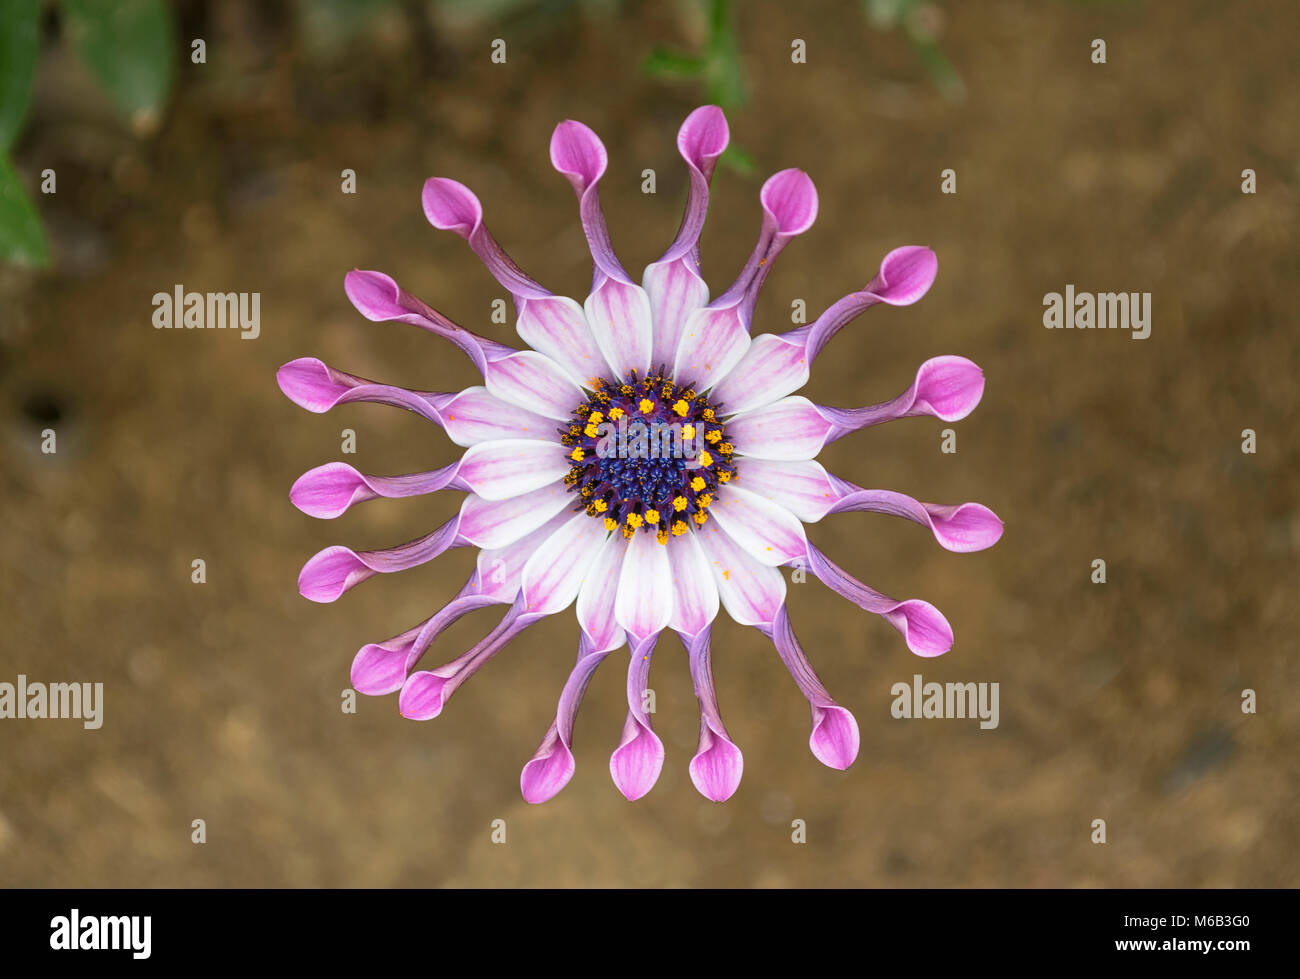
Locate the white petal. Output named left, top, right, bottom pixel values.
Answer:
left=521, top=512, right=609, bottom=614
left=614, top=529, right=673, bottom=641
left=484, top=350, right=585, bottom=421
left=694, top=523, right=787, bottom=626
left=643, top=259, right=709, bottom=368
left=436, top=387, right=558, bottom=447
left=732, top=459, right=838, bottom=523
left=666, top=531, right=719, bottom=636
left=708, top=332, right=809, bottom=416
left=584, top=279, right=653, bottom=379
left=576, top=532, right=629, bottom=653
left=457, top=482, right=572, bottom=549
left=726, top=396, right=834, bottom=461
left=708, top=484, right=808, bottom=566
left=671, top=305, right=752, bottom=394
left=474, top=511, right=572, bottom=601
left=456, top=439, right=571, bottom=500
left=516, top=296, right=608, bottom=388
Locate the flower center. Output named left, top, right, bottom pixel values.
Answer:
left=561, top=369, right=736, bottom=542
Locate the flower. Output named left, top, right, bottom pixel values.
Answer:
left=277, top=105, right=1003, bottom=804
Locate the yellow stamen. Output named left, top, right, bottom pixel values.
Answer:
left=584, top=424, right=599, bottom=437
left=593, top=499, right=607, bottom=513
left=671, top=520, right=688, bottom=536
left=702, top=408, right=715, bottom=421
left=690, top=476, right=706, bottom=492
left=718, top=470, right=732, bottom=483
left=681, top=424, right=695, bottom=439
left=718, top=442, right=733, bottom=454
left=698, top=494, right=712, bottom=507
left=588, top=411, right=603, bottom=425
left=570, top=448, right=585, bottom=461
left=656, top=528, right=669, bottom=545
left=622, top=524, right=636, bottom=539
left=705, top=429, right=722, bottom=443
left=608, top=406, right=624, bottom=420
left=638, top=398, right=655, bottom=414
left=699, top=451, right=713, bottom=467
left=580, top=486, right=592, bottom=497
left=644, top=509, right=660, bottom=525
left=672, top=399, right=689, bottom=417
left=672, top=495, right=687, bottom=512
left=693, top=511, right=709, bottom=526
left=626, top=513, right=644, bottom=529
left=604, top=517, right=618, bottom=531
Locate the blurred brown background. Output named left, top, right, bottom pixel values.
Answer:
left=1, top=0, right=1297, bottom=887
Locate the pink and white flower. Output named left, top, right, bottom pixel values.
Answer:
left=278, top=106, right=1002, bottom=804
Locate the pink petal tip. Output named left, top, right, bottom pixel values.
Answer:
left=810, top=705, right=860, bottom=770
left=761, top=168, right=819, bottom=235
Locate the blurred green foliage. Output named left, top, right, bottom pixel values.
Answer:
left=61, top=0, right=176, bottom=124
left=864, top=0, right=964, bottom=102
left=0, top=0, right=175, bottom=267
left=1, top=0, right=45, bottom=265
left=644, top=0, right=754, bottom=173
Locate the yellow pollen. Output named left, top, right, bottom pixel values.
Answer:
left=693, top=511, right=709, bottom=526
left=718, top=442, right=733, bottom=454
left=672, top=495, right=687, bottom=512
left=671, top=520, right=688, bottom=536
left=604, top=517, right=618, bottom=531
left=705, top=429, right=722, bottom=443
left=672, top=399, right=689, bottom=417
left=622, top=524, right=636, bottom=539
left=580, top=486, right=592, bottom=497
left=698, top=494, right=712, bottom=507
left=584, top=424, right=599, bottom=437
left=570, top=448, right=585, bottom=461
left=699, top=451, right=713, bottom=467
left=644, top=509, right=660, bottom=525
left=702, top=408, right=715, bottom=421
left=681, top=424, right=695, bottom=439
left=588, top=411, right=603, bottom=424
left=593, top=499, right=607, bottom=512
left=626, top=513, right=643, bottom=529
left=638, top=398, right=655, bottom=414
left=690, top=476, right=706, bottom=492
left=608, top=406, right=624, bottom=420
left=718, top=471, right=732, bottom=482
left=656, top=528, right=669, bottom=545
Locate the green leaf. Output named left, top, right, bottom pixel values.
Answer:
left=0, top=154, right=48, bottom=266
left=60, top=0, right=175, bottom=127
left=643, top=47, right=705, bottom=79
left=719, top=143, right=754, bottom=176
left=0, top=0, right=40, bottom=151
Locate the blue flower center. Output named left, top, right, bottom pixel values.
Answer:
left=560, top=369, right=737, bottom=540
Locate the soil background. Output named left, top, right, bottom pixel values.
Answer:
left=1, top=0, right=1297, bottom=887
